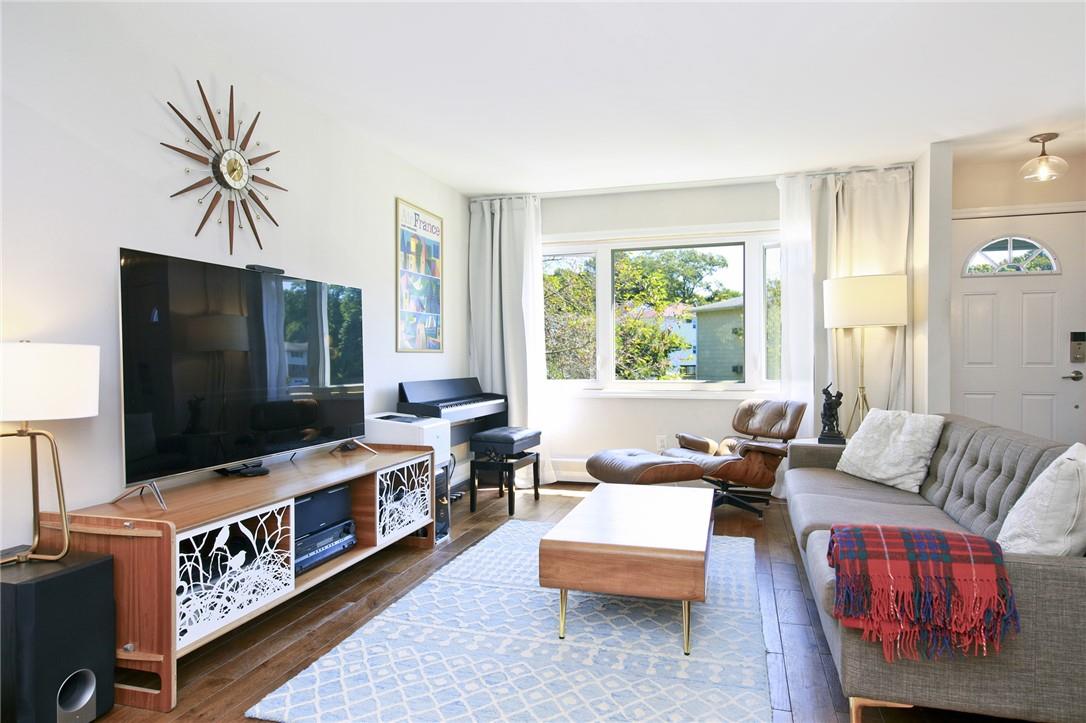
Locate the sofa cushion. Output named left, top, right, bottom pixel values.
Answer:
left=919, top=415, right=990, bottom=506
left=939, top=425, right=1069, bottom=539
left=836, top=409, right=945, bottom=493
left=804, top=529, right=837, bottom=616
left=788, top=493, right=969, bottom=547
left=784, top=468, right=932, bottom=506
left=998, top=443, right=1086, bottom=556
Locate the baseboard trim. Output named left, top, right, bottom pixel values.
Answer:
left=551, top=457, right=594, bottom=483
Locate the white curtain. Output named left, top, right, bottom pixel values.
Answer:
left=261, top=274, right=288, bottom=400
left=829, top=168, right=913, bottom=429
left=468, top=195, right=557, bottom=484
left=775, top=175, right=816, bottom=438
left=772, top=169, right=911, bottom=495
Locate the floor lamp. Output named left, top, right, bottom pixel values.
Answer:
left=823, top=275, right=908, bottom=434
left=0, top=342, right=100, bottom=564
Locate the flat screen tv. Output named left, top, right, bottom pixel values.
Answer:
left=119, top=248, right=365, bottom=485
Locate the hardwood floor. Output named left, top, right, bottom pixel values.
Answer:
left=104, top=483, right=1016, bottom=723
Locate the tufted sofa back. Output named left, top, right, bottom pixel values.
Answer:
left=732, top=399, right=807, bottom=441
left=921, top=415, right=1069, bottom=539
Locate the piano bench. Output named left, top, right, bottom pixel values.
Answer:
left=469, top=426, right=542, bottom=516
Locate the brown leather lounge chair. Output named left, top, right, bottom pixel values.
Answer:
left=663, top=399, right=807, bottom=516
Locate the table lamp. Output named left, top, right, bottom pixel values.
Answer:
left=823, top=274, right=907, bottom=433
left=1, top=341, right=100, bottom=564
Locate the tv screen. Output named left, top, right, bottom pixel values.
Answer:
left=119, top=249, right=365, bottom=485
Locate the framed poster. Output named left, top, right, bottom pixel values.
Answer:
left=396, top=198, right=443, bottom=352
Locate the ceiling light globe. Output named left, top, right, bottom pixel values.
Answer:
left=1020, top=153, right=1069, bottom=183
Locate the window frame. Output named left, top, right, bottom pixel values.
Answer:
left=542, top=224, right=780, bottom=397
left=762, top=242, right=782, bottom=382
left=961, top=234, right=1061, bottom=277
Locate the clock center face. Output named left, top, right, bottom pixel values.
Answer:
left=217, top=149, right=250, bottom=190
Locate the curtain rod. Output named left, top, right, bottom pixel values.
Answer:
left=469, top=162, right=914, bottom=202
left=787, top=162, right=914, bottom=180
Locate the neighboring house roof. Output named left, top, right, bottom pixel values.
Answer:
left=691, top=296, right=744, bottom=312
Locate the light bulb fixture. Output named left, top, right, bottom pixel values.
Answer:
left=1019, top=132, right=1069, bottom=183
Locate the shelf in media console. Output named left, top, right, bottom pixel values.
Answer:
left=68, top=443, right=435, bottom=534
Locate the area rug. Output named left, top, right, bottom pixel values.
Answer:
left=246, top=520, right=770, bottom=722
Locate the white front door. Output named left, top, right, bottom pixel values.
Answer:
left=950, top=211, right=1086, bottom=444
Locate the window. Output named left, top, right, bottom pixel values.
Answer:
left=963, top=236, right=1059, bottom=276
left=613, top=244, right=744, bottom=381
left=764, top=246, right=781, bottom=380
left=543, top=253, right=596, bottom=380
left=542, top=231, right=780, bottom=391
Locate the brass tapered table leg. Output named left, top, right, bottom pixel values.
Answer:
left=682, top=600, right=691, bottom=655
left=558, top=589, right=568, bottom=639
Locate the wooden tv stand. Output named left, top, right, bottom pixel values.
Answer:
left=40, top=443, right=436, bottom=713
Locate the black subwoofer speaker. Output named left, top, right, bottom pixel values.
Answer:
left=1, top=551, right=115, bottom=723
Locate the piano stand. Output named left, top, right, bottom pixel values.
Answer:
left=469, top=451, right=540, bottom=516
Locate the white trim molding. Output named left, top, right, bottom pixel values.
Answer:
left=953, top=201, right=1086, bottom=220
left=542, top=219, right=779, bottom=245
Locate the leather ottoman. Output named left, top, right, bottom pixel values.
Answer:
left=586, top=449, right=704, bottom=485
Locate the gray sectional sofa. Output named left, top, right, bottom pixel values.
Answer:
left=782, top=414, right=1086, bottom=722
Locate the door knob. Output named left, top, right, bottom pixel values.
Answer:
left=1062, top=370, right=1084, bottom=381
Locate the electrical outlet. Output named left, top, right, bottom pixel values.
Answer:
left=655, top=435, right=667, bottom=452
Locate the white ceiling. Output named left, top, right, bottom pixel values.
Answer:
left=49, top=3, right=1086, bottom=195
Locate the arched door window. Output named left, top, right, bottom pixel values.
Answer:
left=962, top=236, right=1060, bottom=276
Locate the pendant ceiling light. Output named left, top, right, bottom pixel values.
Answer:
left=1019, top=132, right=1069, bottom=183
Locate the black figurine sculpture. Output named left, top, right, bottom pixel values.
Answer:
left=183, top=394, right=206, bottom=434
left=818, top=383, right=846, bottom=445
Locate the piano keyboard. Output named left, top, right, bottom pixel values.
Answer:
left=398, top=377, right=509, bottom=436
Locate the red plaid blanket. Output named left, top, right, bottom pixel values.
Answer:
left=827, top=524, right=1019, bottom=662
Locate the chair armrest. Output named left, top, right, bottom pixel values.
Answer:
left=675, top=432, right=718, bottom=455
left=735, top=439, right=789, bottom=457
left=701, top=453, right=776, bottom=489
left=787, top=442, right=844, bottom=469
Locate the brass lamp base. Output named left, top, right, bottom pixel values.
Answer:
left=0, top=422, right=71, bottom=565
left=844, top=327, right=872, bottom=436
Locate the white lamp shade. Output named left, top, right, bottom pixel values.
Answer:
left=823, top=274, right=908, bottom=329
left=0, top=342, right=100, bottom=421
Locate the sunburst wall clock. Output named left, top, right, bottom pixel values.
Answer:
left=161, top=80, right=286, bottom=253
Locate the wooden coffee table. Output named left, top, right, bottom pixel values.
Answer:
left=538, top=483, right=714, bottom=654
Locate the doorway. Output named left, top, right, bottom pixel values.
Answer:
left=950, top=211, right=1085, bottom=444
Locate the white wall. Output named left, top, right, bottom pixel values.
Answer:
left=953, top=152, right=1086, bottom=209
left=539, top=183, right=779, bottom=472
left=542, top=182, right=779, bottom=236
left=0, top=4, right=468, bottom=548
left=912, top=142, right=954, bottom=414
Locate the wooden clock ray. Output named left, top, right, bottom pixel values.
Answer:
left=161, top=80, right=286, bottom=254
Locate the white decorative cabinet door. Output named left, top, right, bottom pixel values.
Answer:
left=175, top=501, right=294, bottom=653
left=376, top=457, right=432, bottom=546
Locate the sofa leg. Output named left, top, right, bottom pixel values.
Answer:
left=849, top=696, right=913, bottom=723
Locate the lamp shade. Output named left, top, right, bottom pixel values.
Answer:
left=0, top=342, right=100, bottom=422
left=1019, top=153, right=1069, bottom=183
left=823, top=274, right=908, bottom=329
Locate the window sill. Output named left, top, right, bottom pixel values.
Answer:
left=544, top=381, right=782, bottom=401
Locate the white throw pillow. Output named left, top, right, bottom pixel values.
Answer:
left=835, top=409, right=945, bottom=493
left=997, top=443, right=1086, bottom=557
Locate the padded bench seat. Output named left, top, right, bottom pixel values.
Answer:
left=470, top=426, right=541, bottom=457
left=469, top=426, right=541, bottom=516
left=586, top=449, right=704, bottom=485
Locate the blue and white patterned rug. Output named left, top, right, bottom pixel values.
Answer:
left=247, top=520, right=770, bottom=722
